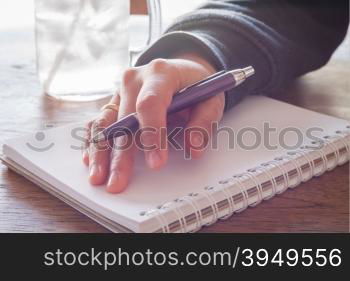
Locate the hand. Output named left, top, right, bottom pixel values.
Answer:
left=83, top=54, right=225, bottom=193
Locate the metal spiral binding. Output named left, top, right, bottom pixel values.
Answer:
left=262, top=159, right=290, bottom=194
left=202, top=186, right=220, bottom=226
left=303, top=141, right=328, bottom=176
left=245, top=169, right=264, bottom=206
left=288, top=148, right=315, bottom=181
left=182, top=193, right=203, bottom=232
left=232, top=174, right=250, bottom=213
left=218, top=178, right=236, bottom=220
left=251, top=164, right=278, bottom=200
left=140, top=126, right=350, bottom=233
left=322, top=136, right=340, bottom=171
left=335, top=129, right=350, bottom=164
left=172, top=198, right=188, bottom=233
left=283, top=153, right=305, bottom=187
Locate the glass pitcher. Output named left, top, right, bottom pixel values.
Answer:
left=35, top=0, right=162, bottom=102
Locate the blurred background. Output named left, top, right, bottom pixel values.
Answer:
left=1, top=0, right=348, bottom=61
left=0, top=0, right=348, bottom=117
left=0, top=0, right=206, bottom=31
left=1, top=0, right=348, bottom=65
left=0, top=0, right=208, bottom=102
left=0, top=0, right=210, bottom=131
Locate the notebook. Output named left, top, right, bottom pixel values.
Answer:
left=1, top=96, right=349, bottom=232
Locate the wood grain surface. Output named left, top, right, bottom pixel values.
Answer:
left=0, top=3, right=349, bottom=232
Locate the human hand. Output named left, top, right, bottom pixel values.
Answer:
left=83, top=54, right=225, bottom=193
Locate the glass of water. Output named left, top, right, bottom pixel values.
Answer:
left=35, top=0, right=162, bottom=102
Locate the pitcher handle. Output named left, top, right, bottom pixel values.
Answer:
left=146, top=0, right=162, bottom=45
left=130, top=0, right=162, bottom=62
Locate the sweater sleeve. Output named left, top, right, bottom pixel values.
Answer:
left=135, top=0, right=349, bottom=111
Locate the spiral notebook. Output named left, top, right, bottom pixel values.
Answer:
left=1, top=96, right=350, bottom=232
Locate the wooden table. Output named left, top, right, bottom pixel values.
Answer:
left=0, top=22, right=349, bottom=233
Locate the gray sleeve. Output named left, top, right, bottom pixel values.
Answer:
left=136, top=0, right=349, bottom=111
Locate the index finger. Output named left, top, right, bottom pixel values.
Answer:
left=136, top=61, right=180, bottom=169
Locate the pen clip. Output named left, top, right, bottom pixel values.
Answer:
left=175, top=70, right=226, bottom=95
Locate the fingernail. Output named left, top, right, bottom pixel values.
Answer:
left=146, top=150, right=161, bottom=169
left=107, top=172, right=125, bottom=193
left=107, top=172, right=118, bottom=188
left=89, top=164, right=100, bottom=178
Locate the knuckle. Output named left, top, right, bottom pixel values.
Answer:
left=148, top=59, right=170, bottom=73
left=110, top=152, right=130, bottom=172
left=122, top=67, right=138, bottom=85
left=136, top=93, right=164, bottom=113
left=110, top=151, right=121, bottom=167
left=92, top=117, right=108, bottom=130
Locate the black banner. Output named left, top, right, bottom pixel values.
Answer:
left=0, top=234, right=349, bottom=277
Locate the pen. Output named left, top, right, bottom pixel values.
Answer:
left=92, top=66, right=255, bottom=143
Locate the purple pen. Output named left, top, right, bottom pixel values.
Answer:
left=92, top=66, right=255, bottom=143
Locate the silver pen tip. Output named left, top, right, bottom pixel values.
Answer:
left=242, top=66, right=255, bottom=78
left=228, top=66, right=255, bottom=86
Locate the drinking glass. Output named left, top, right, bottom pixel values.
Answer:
left=35, top=0, right=162, bottom=101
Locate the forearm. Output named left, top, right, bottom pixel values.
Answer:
left=136, top=0, right=349, bottom=110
